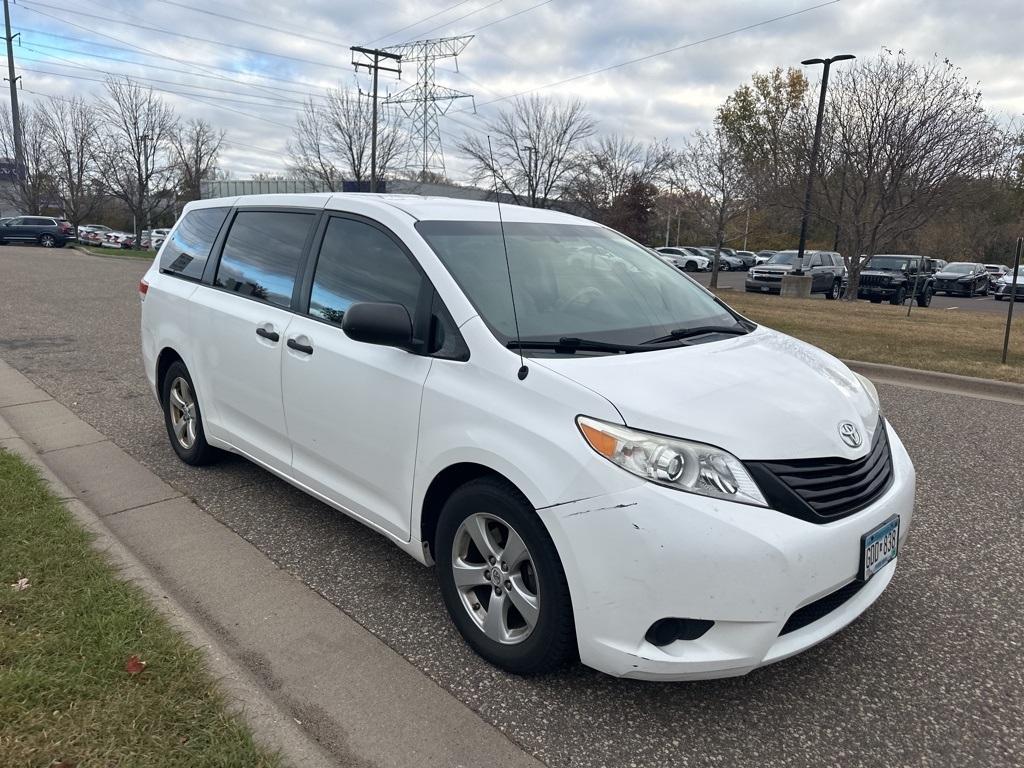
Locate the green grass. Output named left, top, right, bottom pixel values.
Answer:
left=715, top=290, right=1024, bottom=384
left=0, top=449, right=286, bottom=768
left=74, top=244, right=155, bottom=259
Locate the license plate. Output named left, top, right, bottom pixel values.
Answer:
left=860, top=515, right=899, bottom=581
left=761, top=286, right=770, bottom=292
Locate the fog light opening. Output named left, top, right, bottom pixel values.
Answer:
left=645, top=618, right=714, bottom=647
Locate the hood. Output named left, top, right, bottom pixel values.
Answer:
left=535, top=328, right=879, bottom=461
left=753, top=264, right=796, bottom=274
left=934, top=270, right=973, bottom=280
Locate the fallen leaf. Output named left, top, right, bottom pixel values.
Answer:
left=125, top=654, right=147, bottom=675
left=10, top=578, right=30, bottom=591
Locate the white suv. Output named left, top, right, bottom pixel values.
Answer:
left=140, top=194, right=914, bottom=680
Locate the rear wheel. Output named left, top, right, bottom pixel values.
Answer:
left=38, top=233, right=57, bottom=248
left=435, top=477, right=575, bottom=675
left=869, top=298, right=883, bottom=304
left=916, top=286, right=933, bottom=307
left=161, top=360, right=219, bottom=465
left=684, top=261, right=697, bottom=272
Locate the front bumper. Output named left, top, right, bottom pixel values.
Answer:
left=538, top=422, right=915, bottom=680
left=745, top=276, right=784, bottom=293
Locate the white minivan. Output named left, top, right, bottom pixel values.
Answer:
left=140, top=194, right=915, bottom=680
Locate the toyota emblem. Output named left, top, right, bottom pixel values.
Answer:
left=838, top=421, right=862, bottom=448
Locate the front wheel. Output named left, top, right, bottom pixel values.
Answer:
left=435, top=477, right=575, bottom=676
left=161, top=360, right=219, bottom=465
left=826, top=281, right=841, bottom=300
left=720, top=262, right=730, bottom=271
left=684, top=261, right=697, bottom=272
left=981, top=282, right=989, bottom=296
left=890, top=286, right=907, bottom=305
left=916, top=286, right=933, bottom=307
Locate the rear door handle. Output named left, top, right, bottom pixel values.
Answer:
left=256, top=327, right=280, bottom=342
left=287, top=338, right=314, bottom=355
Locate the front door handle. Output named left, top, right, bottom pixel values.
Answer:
left=287, top=338, right=314, bottom=355
left=256, top=327, right=280, bottom=342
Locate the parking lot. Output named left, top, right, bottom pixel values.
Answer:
left=1, top=245, right=1021, bottom=767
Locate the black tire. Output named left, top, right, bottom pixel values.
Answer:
left=435, top=477, right=575, bottom=676
left=981, top=282, right=989, bottom=296
left=890, top=286, right=907, bottom=305
left=869, top=298, right=883, bottom=304
left=825, top=280, right=841, bottom=300
left=684, top=261, right=697, bottom=272
left=38, top=233, right=57, bottom=248
left=161, top=360, right=219, bottom=465
left=995, top=295, right=1003, bottom=301
left=967, top=285, right=975, bottom=298
left=916, top=286, right=933, bottom=308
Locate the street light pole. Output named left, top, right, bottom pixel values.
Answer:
left=795, top=54, right=855, bottom=274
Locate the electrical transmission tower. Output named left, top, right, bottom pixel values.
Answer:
left=382, top=36, right=473, bottom=180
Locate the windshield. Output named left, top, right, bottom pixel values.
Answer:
left=417, top=220, right=745, bottom=352
left=765, top=251, right=806, bottom=266
left=865, top=256, right=911, bottom=271
left=943, top=263, right=973, bottom=274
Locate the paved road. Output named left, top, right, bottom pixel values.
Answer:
left=2, top=245, right=1022, bottom=767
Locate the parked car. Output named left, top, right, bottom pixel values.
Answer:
left=745, top=249, right=846, bottom=299
left=140, top=194, right=914, bottom=681
left=734, top=250, right=757, bottom=268
left=696, top=247, right=744, bottom=271
left=855, top=254, right=936, bottom=307
left=932, top=262, right=990, bottom=296
left=992, top=266, right=1024, bottom=301
left=754, top=249, right=778, bottom=265
left=101, top=231, right=137, bottom=249
left=983, top=263, right=1011, bottom=290
left=0, top=215, right=74, bottom=247
left=656, top=246, right=710, bottom=272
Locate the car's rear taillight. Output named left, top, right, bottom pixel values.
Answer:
left=140, top=278, right=149, bottom=300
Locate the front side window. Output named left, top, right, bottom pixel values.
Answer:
left=160, top=207, right=230, bottom=281
left=215, top=210, right=314, bottom=308
left=308, top=217, right=423, bottom=325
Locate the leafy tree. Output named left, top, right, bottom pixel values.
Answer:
left=456, top=95, right=596, bottom=208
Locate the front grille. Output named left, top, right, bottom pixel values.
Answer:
left=859, top=274, right=891, bottom=288
left=746, top=418, right=893, bottom=523
left=779, top=579, right=867, bottom=635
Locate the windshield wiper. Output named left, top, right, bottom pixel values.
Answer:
left=507, top=337, right=654, bottom=354
left=641, top=324, right=748, bottom=346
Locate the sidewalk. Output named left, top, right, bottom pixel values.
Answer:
left=0, top=356, right=543, bottom=768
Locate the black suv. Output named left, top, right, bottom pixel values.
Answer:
left=856, top=254, right=935, bottom=307
left=0, top=216, right=75, bottom=247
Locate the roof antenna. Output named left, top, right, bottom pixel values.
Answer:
left=488, top=136, right=528, bottom=381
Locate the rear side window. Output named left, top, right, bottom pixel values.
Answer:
left=215, top=211, right=315, bottom=308
left=308, top=217, right=422, bottom=324
left=160, top=207, right=230, bottom=281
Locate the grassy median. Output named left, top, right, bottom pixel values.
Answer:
left=716, top=290, right=1024, bottom=384
left=0, top=449, right=285, bottom=768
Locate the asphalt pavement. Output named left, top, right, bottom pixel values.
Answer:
left=2, top=244, right=1023, bottom=767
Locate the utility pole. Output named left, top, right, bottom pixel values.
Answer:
left=351, top=46, right=401, bottom=193
left=3, top=0, right=25, bottom=204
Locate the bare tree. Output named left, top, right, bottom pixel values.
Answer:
left=96, top=77, right=179, bottom=240
left=0, top=104, right=53, bottom=215
left=456, top=95, right=596, bottom=208
left=36, top=96, right=104, bottom=229
left=288, top=88, right=405, bottom=190
left=170, top=118, right=225, bottom=203
left=671, top=125, right=750, bottom=288
left=567, top=134, right=672, bottom=225
left=811, top=52, right=1008, bottom=299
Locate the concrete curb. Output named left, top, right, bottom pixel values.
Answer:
left=844, top=359, right=1024, bottom=404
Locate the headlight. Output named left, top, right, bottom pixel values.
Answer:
left=576, top=417, right=768, bottom=507
left=882, top=276, right=891, bottom=285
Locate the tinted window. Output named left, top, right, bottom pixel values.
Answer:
left=216, top=211, right=314, bottom=308
left=160, top=207, right=230, bottom=281
left=308, top=217, right=422, bottom=325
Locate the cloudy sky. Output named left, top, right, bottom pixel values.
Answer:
left=7, top=0, right=1023, bottom=180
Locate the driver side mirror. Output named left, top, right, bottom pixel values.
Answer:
left=341, top=301, right=422, bottom=353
